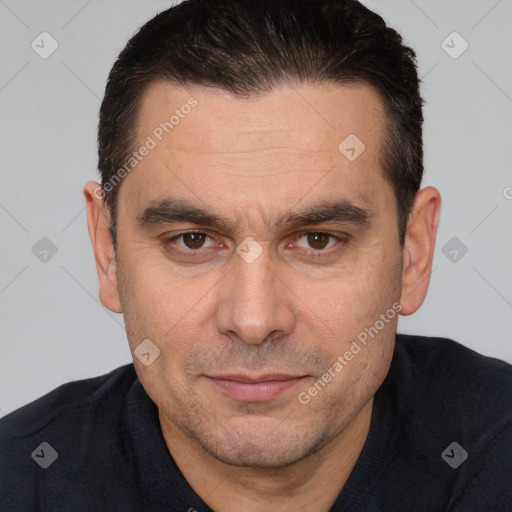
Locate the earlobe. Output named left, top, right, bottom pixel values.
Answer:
left=400, top=186, right=441, bottom=316
left=83, top=181, right=123, bottom=313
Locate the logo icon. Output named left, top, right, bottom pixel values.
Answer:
left=442, top=236, right=468, bottom=263
left=441, top=442, right=468, bottom=469
left=31, top=32, right=59, bottom=59
left=441, top=32, right=469, bottom=59
left=32, top=237, right=58, bottom=263
left=134, top=338, right=161, bottom=366
left=338, top=134, right=366, bottom=161
left=32, top=442, right=58, bottom=469
left=236, top=237, right=263, bottom=264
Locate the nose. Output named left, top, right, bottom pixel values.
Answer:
left=215, top=247, right=295, bottom=346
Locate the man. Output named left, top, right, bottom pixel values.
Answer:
left=1, top=0, right=510, bottom=510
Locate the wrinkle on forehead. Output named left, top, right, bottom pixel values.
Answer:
left=135, top=80, right=386, bottom=157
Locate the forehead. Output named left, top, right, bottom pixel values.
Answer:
left=136, top=80, right=386, bottom=153
left=120, top=80, right=392, bottom=229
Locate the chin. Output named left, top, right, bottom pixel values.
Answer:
left=190, top=418, right=333, bottom=468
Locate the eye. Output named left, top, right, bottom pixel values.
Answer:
left=296, top=232, right=338, bottom=251
left=162, top=230, right=348, bottom=260
left=165, top=231, right=221, bottom=252
left=288, top=231, right=348, bottom=257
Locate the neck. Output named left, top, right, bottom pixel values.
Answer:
left=159, top=396, right=374, bottom=512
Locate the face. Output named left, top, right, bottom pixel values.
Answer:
left=110, top=81, right=405, bottom=467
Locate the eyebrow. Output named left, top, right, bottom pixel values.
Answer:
left=137, top=198, right=373, bottom=233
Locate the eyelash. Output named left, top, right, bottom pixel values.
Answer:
left=162, top=230, right=349, bottom=259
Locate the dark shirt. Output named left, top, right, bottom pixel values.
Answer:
left=1, top=334, right=511, bottom=512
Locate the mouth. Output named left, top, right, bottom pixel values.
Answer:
left=206, top=373, right=310, bottom=402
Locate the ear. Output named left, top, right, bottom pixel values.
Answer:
left=83, top=181, right=122, bottom=313
left=400, top=186, right=441, bottom=316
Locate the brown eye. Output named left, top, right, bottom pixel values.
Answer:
left=293, top=231, right=348, bottom=258
left=182, top=232, right=208, bottom=249
left=306, top=232, right=331, bottom=250
left=162, top=231, right=222, bottom=258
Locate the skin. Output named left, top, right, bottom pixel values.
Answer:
left=84, top=81, right=440, bottom=511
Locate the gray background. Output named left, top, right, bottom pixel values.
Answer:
left=1, top=0, right=511, bottom=417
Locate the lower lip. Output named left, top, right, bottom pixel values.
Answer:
left=209, top=377, right=307, bottom=402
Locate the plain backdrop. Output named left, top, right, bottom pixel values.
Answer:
left=1, top=0, right=511, bottom=416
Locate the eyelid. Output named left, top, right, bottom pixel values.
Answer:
left=163, top=229, right=349, bottom=257
left=166, top=230, right=220, bottom=250
left=292, top=230, right=349, bottom=256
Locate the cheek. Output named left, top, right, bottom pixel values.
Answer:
left=116, top=255, right=172, bottom=348
left=117, top=253, right=219, bottom=364
left=295, top=248, right=400, bottom=340
left=117, top=260, right=203, bottom=406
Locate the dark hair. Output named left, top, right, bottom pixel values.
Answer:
left=98, top=0, right=424, bottom=247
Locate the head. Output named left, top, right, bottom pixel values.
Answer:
left=85, top=0, right=440, bottom=467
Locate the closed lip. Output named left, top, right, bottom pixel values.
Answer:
left=206, top=373, right=310, bottom=402
left=207, top=374, right=307, bottom=383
